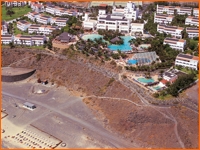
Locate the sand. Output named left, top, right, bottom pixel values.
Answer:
left=2, top=117, right=61, bottom=149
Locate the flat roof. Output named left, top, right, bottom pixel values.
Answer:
left=177, top=53, right=193, bottom=59
left=24, top=102, right=35, bottom=107
left=164, top=72, right=177, bottom=78
left=99, top=14, right=127, bottom=21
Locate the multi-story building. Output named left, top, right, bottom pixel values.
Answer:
left=38, top=25, right=58, bottom=35
left=17, top=20, right=31, bottom=31
left=175, top=53, right=199, bottom=70
left=83, top=13, right=98, bottom=30
left=154, top=13, right=174, bottom=24
left=5, top=1, right=27, bottom=7
left=156, top=5, right=192, bottom=15
left=162, top=71, right=178, bottom=84
left=31, top=3, right=45, bottom=13
left=186, top=27, right=199, bottom=38
left=27, top=12, right=40, bottom=22
left=1, top=21, right=8, bottom=35
left=45, top=5, right=79, bottom=17
left=1, top=35, right=14, bottom=44
left=45, top=5, right=56, bottom=15
left=193, top=8, right=199, bottom=17
left=28, top=25, right=58, bottom=35
left=13, top=34, right=47, bottom=46
left=31, top=35, right=47, bottom=46
left=176, top=7, right=192, bottom=15
left=112, top=1, right=139, bottom=20
left=98, top=4, right=107, bottom=15
left=185, top=16, right=199, bottom=27
left=130, top=23, right=144, bottom=34
left=156, top=5, right=175, bottom=15
left=36, top=15, right=52, bottom=24
left=157, top=24, right=184, bottom=38
left=14, top=34, right=32, bottom=46
left=50, top=17, right=68, bottom=27
left=28, top=24, right=41, bottom=34
left=163, top=38, right=186, bottom=52
left=97, top=14, right=130, bottom=32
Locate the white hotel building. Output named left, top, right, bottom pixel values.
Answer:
left=193, top=8, right=199, bottom=17
left=186, top=27, right=199, bottom=38
left=185, top=16, right=199, bottom=27
left=17, top=20, right=31, bottom=31
left=14, top=34, right=32, bottom=46
left=27, top=12, right=40, bottom=21
left=1, top=21, right=8, bottom=35
left=45, top=5, right=79, bottom=17
left=50, top=17, right=68, bottom=27
left=154, top=13, right=174, bottom=24
left=130, top=23, right=144, bottom=34
left=36, top=15, right=52, bottom=25
left=175, top=53, right=199, bottom=70
left=31, top=35, right=47, bottom=46
left=156, top=5, right=176, bottom=15
left=83, top=13, right=98, bottom=31
left=176, top=7, right=192, bottom=15
left=97, top=14, right=130, bottom=32
left=112, top=1, right=139, bottom=21
left=28, top=25, right=58, bottom=35
left=156, top=5, right=192, bottom=15
left=163, top=38, right=186, bottom=52
left=1, top=35, right=14, bottom=44
left=157, top=24, right=184, bottom=38
left=13, top=34, right=47, bottom=46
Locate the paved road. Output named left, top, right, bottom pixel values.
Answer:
left=2, top=91, right=139, bottom=148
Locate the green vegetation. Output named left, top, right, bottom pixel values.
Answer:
left=171, top=14, right=188, bottom=27
left=75, top=37, right=112, bottom=61
left=97, top=29, right=124, bottom=44
left=61, top=16, right=83, bottom=35
left=141, top=10, right=158, bottom=35
left=106, top=78, right=115, bottom=87
left=166, top=74, right=196, bottom=97
left=2, top=5, right=31, bottom=21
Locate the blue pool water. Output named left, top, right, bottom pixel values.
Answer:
left=153, top=86, right=162, bottom=90
left=82, top=34, right=104, bottom=41
left=108, top=36, right=133, bottom=51
left=82, top=34, right=134, bottom=51
left=127, top=59, right=137, bottom=65
left=137, top=78, right=155, bottom=83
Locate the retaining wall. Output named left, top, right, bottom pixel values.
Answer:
left=2, top=69, right=36, bottom=82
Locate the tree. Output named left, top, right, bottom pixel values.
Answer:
left=9, top=42, right=15, bottom=49
left=181, top=28, right=188, bottom=39
left=6, top=9, right=15, bottom=17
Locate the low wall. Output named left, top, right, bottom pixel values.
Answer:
left=2, top=69, right=36, bottom=82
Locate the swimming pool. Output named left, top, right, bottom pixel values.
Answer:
left=82, top=34, right=104, bottom=41
left=108, top=36, right=133, bottom=51
left=153, top=86, right=162, bottom=90
left=127, top=59, right=137, bottom=65
left=137, top=78, right=155, bottom=83
left=82, top=34, right=134, bottom=52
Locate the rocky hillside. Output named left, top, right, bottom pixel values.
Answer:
left=2, top=48, right=198, bottom=148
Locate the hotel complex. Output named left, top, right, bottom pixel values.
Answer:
left=175, top=53, right=199, bottom=70
left=163, top=38, right=186, bottom=52
left=156, top=4, right=196, bottom=16
left=154, top=13, right=174, bottom=24
left=157, top=24, right=184, bottom=38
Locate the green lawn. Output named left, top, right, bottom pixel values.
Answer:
left=2, top=5, right=31, bottom=21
